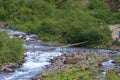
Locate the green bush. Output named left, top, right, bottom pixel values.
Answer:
left=0, top=0, right=120, bottom=45
left=88, top=0, right=106, bottom=10
left=0, top=31, right=24, bottom=63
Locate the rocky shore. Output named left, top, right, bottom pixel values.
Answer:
left=0, top=56, right=25, bottom=73
left=33, top=49, right=119, bottom=80
left=0, top=63, right=20, bottom=73
left=0, top=27, right=120, bottom=80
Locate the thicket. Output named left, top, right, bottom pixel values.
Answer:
left=0, top=0, right=120, bottom=45
left=0, top=31, right=24, bottom=63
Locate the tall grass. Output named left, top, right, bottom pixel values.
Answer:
left=105, top=69, right=120, bottom=80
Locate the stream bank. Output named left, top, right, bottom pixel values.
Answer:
left=33, top=49, right=120, bottom=80
left=0, top=28, right=120, bottom=80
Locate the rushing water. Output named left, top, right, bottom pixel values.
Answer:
left=0, top=28, right=119, bottom=80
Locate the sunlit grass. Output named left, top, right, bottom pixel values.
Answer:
left=40, top=68, right=93, bottom=80
left=105, top=69, right=120, bottom=80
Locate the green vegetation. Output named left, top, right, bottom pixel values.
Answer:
left=105, top=69, right=120, bottom=80
left=115, top=55, right=120, bottom=65
left=1, top=0, right=120, bottom=45
left=0, top=31, right=24, bottom=63
left=40, top=68, right=93, bottom=80
left=40, top=68, right=120, bottom=80
left=0, top=0, right=120, bottom=79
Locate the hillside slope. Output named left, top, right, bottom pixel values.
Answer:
left=0, top=0, right=120, bottom=45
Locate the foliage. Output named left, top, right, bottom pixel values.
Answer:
left=88, top=0, right=120, bottom=24
left=40, top=68, right=93, bottom=80
left=115, top=55, right=120, bottom=65
left=0, top=0, right=120, bottom=45
left=0, top=31, right=24, bottom=63
left=105, top=69, right=120, bottom=80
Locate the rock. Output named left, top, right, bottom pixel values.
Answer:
left=51, top=73, right=57, bottom=78
left=109, top=53, right=116, bottom=58
left=117, top=72, right=120, bottom=77
left=0, top=62, right=23, bottom=73
left=95, top=61, right=102, bottom=67
left=0, top=22, right=10, bottom=28
left=80, top=65, right=89, bottom=71
left=64, top=58, right=81, bottom=64
left=111, top=60, right=116, bottom=63
left=4, top=68, right=15, bottom=72
left=41, top=42, right=63, bottom=46
left=33, top=48, right=117, bottom=80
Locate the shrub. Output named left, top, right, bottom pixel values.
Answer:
left=0, top=0, right=120, bottom=45
left=0, top=31, right=24, bottom=63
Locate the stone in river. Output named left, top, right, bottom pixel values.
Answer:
left=64, top=58, right=81, bottom=64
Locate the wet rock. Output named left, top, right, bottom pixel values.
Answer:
left=29, top=34, right=38, bottom=39
left=117, top=72, right=120, bottom=77
left=0, top=63, right=16, bottom=72
left=114, top=48, right=120, bottom=51
left=0, top=62, right=23, bottom=73
left=3, top=68, right=15, bottom=72
left=111, top=60, right=116, bottom=63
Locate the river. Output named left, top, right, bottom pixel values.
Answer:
left=0, top=28, right=119, bottom=80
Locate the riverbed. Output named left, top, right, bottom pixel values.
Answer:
left=0, top=28, right=120, bottom=80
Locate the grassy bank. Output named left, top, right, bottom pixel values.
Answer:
left=39, top=68, right=93, bottom=80
left=37, top=67, right=120, bottom=80
left=0, top=31, right=24, bottom=63
left=0, top=0, right=120, bottom=45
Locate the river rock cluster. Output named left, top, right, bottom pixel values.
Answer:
left=0, top=22, right=10, bottom=29
left=0, top=58, right=24, bottom=73
left=0, top=63, right=20, bottom=72
left=34, top=49, right=116, bottom=80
